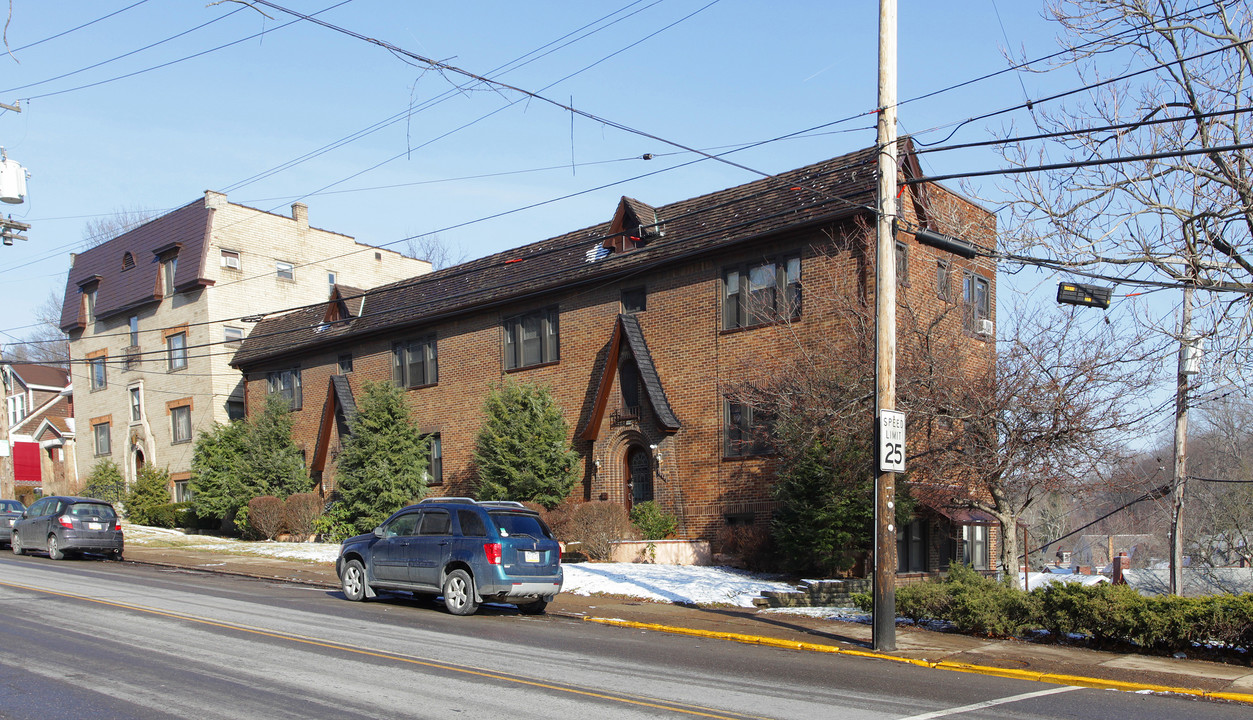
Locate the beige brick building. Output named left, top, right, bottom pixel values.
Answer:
left=59, top=191, right=431, bottom=499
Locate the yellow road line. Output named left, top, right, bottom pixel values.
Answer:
left=581, top=617, right=1253, bottom=705
left=0, top=579, right=766, bottom=720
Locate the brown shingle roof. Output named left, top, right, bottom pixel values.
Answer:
left=7, top=362, right=70, bottom=389
left=59, top=199, right=212, bottom=331
left=232, top=143, right=888, bottom=368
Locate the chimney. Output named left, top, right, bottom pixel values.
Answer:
left=204, top=190, right=227, bottom=209
left=292, top=202, right=308, bottom=229
left=1112, top=552, right=1130, bottom=585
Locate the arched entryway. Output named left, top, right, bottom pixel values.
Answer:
left=625, top=445, right=653, bottom=509
left=133, top=448, right=145, bottom=472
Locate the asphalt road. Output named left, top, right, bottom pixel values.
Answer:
left=0, top=553, right=1247, bottom=720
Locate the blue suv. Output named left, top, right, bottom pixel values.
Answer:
left=335, top=498, right=562, bottom=616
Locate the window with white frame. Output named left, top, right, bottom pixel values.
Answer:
left=93, top=421, right=111, bottom=456
left=129, top=386, right=143, bottom=423
left=220, top=249, right=241, bottom=270
left=963, top=272, right=991, bottom=332
left=224, top=326, right=244, bottom=346
left=7, top=393, right=26, bottom=427
left=424, top=433, right=443, bottom=486
left=167, top=332, right=187, bottom=371
left=276, top=261, right=295, bottom=281
left=90, top=356, right=107, bottom=391
left=963, top=525, right=989, bottom=570
left=162, top=255, right=178, bottom=295
left=171, top=404, right=192, bottom=444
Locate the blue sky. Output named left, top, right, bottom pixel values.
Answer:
left=0, top=1, right=1072, bottom=343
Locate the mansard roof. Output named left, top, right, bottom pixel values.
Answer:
left=232, top=141, right=906, bottom=368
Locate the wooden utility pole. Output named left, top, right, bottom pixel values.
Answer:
left=873, top=0, right=899, bottom=653
left=1169, top=282, right=1193, bottom=595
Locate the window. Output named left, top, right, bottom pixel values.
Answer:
left=936, top=261, right=952, bottom=302
left=425, top=433, right=442, bottom=486
left=223, top=326, right=244, bottom=346
left=392, top=335, right=437, bottom=388
left=226, top=399, right=245, bottom=421
left=503, top=307, right=559, bottom=370
left=458, top=509, right=486, bottom=536
left=83, top=287, right=97, bottom=323
left=267, top=368, right=302, bottom=410
left=173, top=481, right=193, bottom=503
left=163, top=255, right=178, bottom=295
left=337, top=353, right=353, bottom=374
left=7, top=393, right=26, bottom=427
left=171, top=405, right=192, bottom=444
left=963, top=272, right=991, bottom=332
left=129, top=316, right=140, bottom=348
left=621, top=287, right=646, bottom=314
left=90, top=357, right=107, bottom=391
left=963, top=525, right=989, bottom=570
left=327, top=271, right=337, bottom=295
left=93, top=421, right=111, bottom=456
left=722, top=255, right=801, bottom=330
left=898, top=519, right=927, bottom=573
left=418, top=510, right=451, bottom=536
left=220, top=249, right=241, bottom=269
left=167, top=332, right=187, bottom=371
left=122, top=252, right=135, bottom=271
left=619, top=358, right=640, bottom=417
left=276, top=261, right=295, bottom=281
left=129, top=387, right=142, bottom=423
left=723, top=399, right=774, bottom=457
left=895, top=242, right=909, bottom=285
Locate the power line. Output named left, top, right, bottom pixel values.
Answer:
left=7, top=0, right=152, bottom=55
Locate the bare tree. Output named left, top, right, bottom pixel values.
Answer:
left=404, top=233, right=466, bottom=270
left=1184, top=395, right=1253, bottom=570
left=81, top=206, right=157, bottom=249
left=5, top=291, right=68, bottom=366
left=998, top=0, right=1253, bottom=378
left=734, top=232, right=1159, bottom=588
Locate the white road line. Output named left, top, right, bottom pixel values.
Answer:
left=895, top=686, right=1081, bottom=720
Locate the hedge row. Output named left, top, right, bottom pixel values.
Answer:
left=853, top=564, right=1253, bottom=652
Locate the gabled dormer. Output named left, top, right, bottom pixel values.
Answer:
left=602, top=197, right=664, bottom=255
left=323, top=284, right=365, bottom=324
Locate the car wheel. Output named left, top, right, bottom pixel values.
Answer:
left=442, top=569, right=478, bottom=616
left=340, top=559, right=368, bottom=602
left=11, top=534, right=24, bottom=555
left=109, top=550, right=124, bottom=562
left=517, top=600, right=548, bottom=615
left=47, top=534, right=64, bottom=561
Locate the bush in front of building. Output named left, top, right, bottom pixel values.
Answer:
left=629, top=501, right=678, bottom=540
left=473, top=380, right=579, bottom=510
left=124, top=465, right=174, bottom=526
left=146, top=502, right=195, bottom=530
left=321, top=381, right=429, bottom=541
left=283, top=492, right=323, bottom=541
left=190, top=420, right=249, bottom=528
left=82, top=459, right=126, bottom=505
left=247, top=495, right=285, bottom=540
left=560, top=501, right=636, bottom=560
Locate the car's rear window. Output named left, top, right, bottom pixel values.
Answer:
left=68, top=503, right=115, bottom=520
left=489, top=511, right=552, bottom=539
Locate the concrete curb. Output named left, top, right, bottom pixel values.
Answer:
left=581, top=616, right=1253, bottom=705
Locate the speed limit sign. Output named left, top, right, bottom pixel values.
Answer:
left=879, top=410, right=906, bottom=473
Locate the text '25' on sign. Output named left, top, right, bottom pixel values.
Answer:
left=879, top=410, right=906, bottom=473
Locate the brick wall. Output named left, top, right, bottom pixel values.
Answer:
left=245, top=185, right=999, bottom=547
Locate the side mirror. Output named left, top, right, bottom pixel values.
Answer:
left=373, top=526, right=385, bottom=538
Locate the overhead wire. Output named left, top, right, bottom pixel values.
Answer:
left=6, top=0, right=152, bottom=56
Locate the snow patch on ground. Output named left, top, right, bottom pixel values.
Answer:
left=123, top=524, right=794, bottom=607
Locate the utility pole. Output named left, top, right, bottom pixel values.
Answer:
left=1169, top=281, right=1194, bottom=595
left=872, top=0, right=899, bottom=652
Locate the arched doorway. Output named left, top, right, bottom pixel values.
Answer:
left=626, top=445, right=653, bottom=509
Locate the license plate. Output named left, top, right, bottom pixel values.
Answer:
left=87, top=522, right=102, bottom=530
left=524, top=551, right=540, bottom=563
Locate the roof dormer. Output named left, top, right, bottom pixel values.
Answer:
left=602, top=197, right=663, bottom=255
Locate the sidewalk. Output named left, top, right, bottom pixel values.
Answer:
left=120, top=545, right=1253, bottom=704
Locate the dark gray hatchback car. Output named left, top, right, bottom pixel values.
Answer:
left=10, top=496, right=124, bottom=560
left=336, top=498, right=562, bottom=616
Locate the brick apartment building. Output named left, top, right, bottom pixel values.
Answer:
left=1, top=362, right=76, bottom=504
left=232, top=140, right=1001, bottom=573
left=59, top=192, right=432, bottom=499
